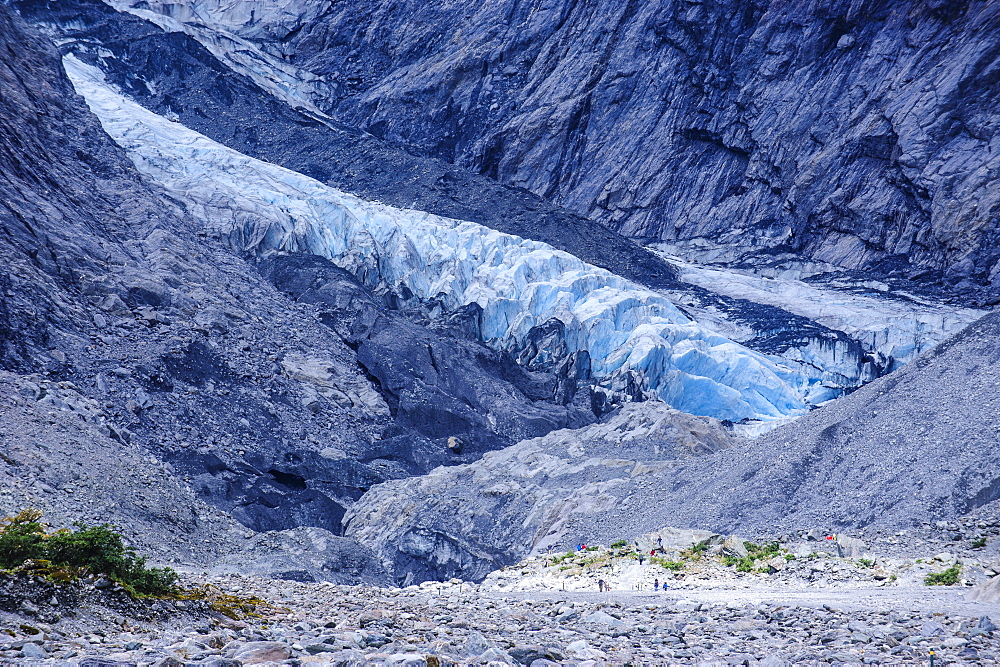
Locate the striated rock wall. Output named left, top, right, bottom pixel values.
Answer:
left=186, top=0, right=1000, bottom=301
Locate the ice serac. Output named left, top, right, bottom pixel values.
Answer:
left=664, top=253, right=983, bottom=369
left=65, top=55, right=825, bottom=423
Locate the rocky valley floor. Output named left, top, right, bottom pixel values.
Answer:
left=4, top=534, right=1000, bottom=666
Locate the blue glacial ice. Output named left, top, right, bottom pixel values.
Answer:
left=65, top=55, right=824, bottom=423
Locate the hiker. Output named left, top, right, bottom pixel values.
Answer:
left=598, top=579, right=606, bottom=592
left=654, top=578, right=659, bottom=591
left=638, top=554, right=645, bottom=565
left=650, top=549, right=656, bottom=557
left=657, top=536, right=663, bottom=549
left=663, top=581, right=669, bottom=591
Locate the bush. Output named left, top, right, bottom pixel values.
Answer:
left=722, top=554, right=756, bottom=572
left=610, top=539, right=628, bottom=549
left=691, top=540, right=710, bottom=553
left=924, top=565, right=961, bottom=586
left=653, top=558, right=685, bottom=571
left=745, top=541, right=781, bottom=557
left=0, top=509, right=178, bottom=596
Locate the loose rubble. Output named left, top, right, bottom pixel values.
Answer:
left=3, top=530, right=1000, bottom=666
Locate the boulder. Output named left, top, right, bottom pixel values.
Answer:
left=968, top=576, right=1000, bottom=603
left=835, top=536, right=867, bottom=558
left=722, top=535, right=749, bottom=559
left=582, top=610, right=625, bottom=628
left=231, top=641, right=291, bottom=664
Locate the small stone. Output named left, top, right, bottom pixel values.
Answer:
left=305, top=644, right=335, bottom=655
left=18, top=600, right=40, bottom=616
left=582, top=610, right=625, bottom=627
left=836, top=34, right=856, bottom=49
left=919, top=621, right=945, bottom=637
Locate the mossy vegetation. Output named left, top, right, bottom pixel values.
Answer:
left=0, top=509, right=178, bottom=597
left=923, top=565, right=961, bottom=586
left=720, top=541, right=788, bottom=573
left=650, top=557, right=685, bottom=571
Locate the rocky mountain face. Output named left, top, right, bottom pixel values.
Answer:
left=346, top=402, right=736, bottom=583
left=0, top=2, right=388, bottom=583
left=353, top=308, right=1000, bottom=582
left=136, top=0, right=1000, bottom=303
left=0, top=2, right=600, bottom=582
left=2, top=0, right=998, bottom=589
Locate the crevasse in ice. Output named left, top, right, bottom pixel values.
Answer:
left=65, top=55, right=814, bottom=422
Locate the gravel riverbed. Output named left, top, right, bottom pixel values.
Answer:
left=3, top=569, right=1000, bottom=665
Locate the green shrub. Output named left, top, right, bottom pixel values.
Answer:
left=745, top=541, right=782, bottom=557
left=924, top=565, right=961, bottom=586
left=856, top=558, right=875, bottom=569
left=610, top=539, right=628, bottom=549
left=691, top=540, right=710, bottom=553
left=0, top=509, right=178, bottom=597
left=722, top=554, right=756, bottom=572
left=972, top=536, right=987, bottom=549
left=0, top=509, right=46, bottom=566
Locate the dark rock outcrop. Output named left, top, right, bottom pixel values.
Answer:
left=11, top=0, right=680, bottom=291
left=265, top=0, right=1000, bottom=302
left=350, top=309, right=1000, bottom=581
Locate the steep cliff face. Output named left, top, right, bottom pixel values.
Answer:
left=0, top=1, right=594, bottom=575
left=156, top=0, right=1000, bottom=302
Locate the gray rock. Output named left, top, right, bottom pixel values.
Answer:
left=722, top=535, right=749, bottom=559
left=835, top=536, right=867, bottom=558
left=173, top=0, right=1000, bottom=306
left=918, top=622, right=945, bottom=638
left=474, top=647, right=511, bottom=664
left=967, top=576, right=1000, bottom=603
left=18, top=600, right=40, bottom=615
left=231, top=641, right=291, bottom=664
left=582, top=610, right=625, bottom=628
left=20, top=642, right=47, bottom=659
left=305, top=643, right=335, bottom=655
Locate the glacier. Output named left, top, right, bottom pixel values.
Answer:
left=658, top=250, right=983, bottom=369
left=63, top=54, right=834, bottom=424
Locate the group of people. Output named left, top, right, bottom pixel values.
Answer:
left=595, top=578, right=669, bottom=591
left=590, top=537, right=670, bottom=592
